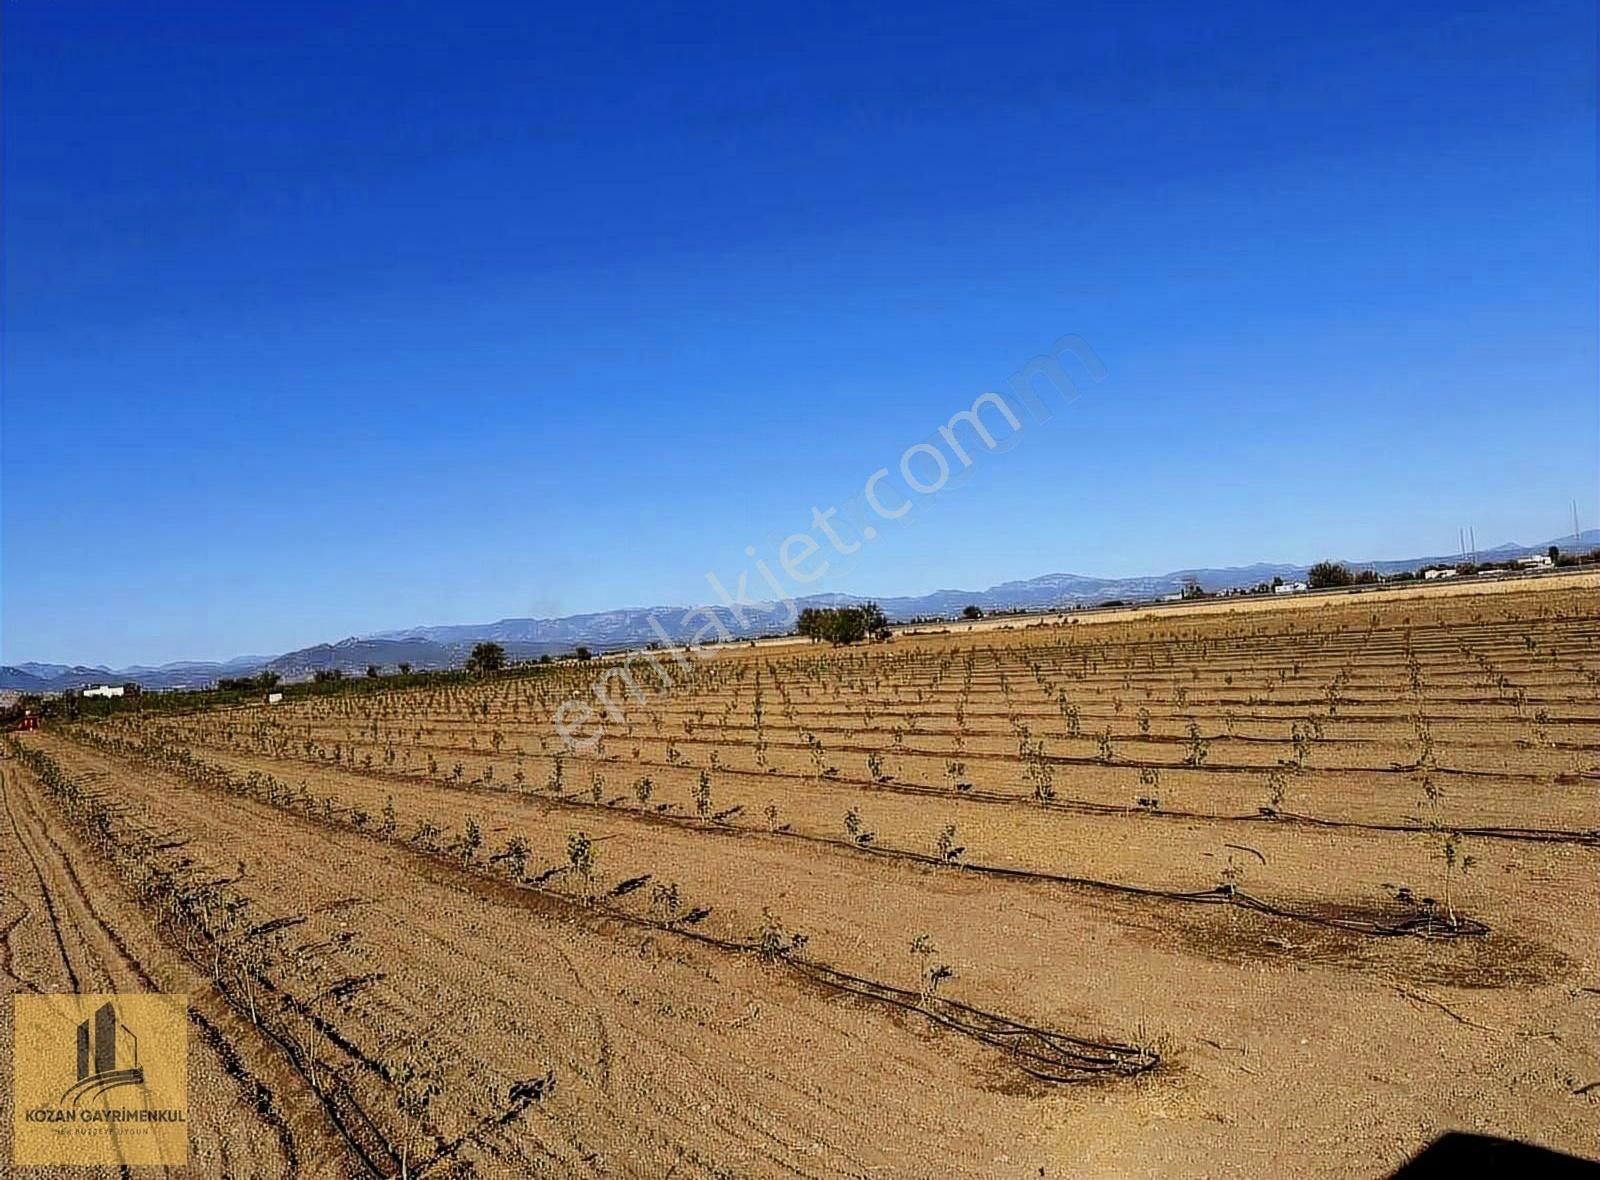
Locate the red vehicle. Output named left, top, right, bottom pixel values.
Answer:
left=15, top=712, right=39, bottom=731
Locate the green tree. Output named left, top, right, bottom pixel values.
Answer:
left=1307, top=560, right=1355, bottom=589
left=826, top=609, right=867, bottom=645
left=859, top=601, right=890, bottom=640
left=796, top=603, right=889, bottom=645
left=466, top=642, right=507, bottom=674
left=961, top=605, right=983, bottom=620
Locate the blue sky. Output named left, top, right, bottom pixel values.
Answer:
left=3, top=0, right=1595, bottom=668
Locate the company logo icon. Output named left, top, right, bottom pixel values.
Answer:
left=12, top=993, right=189, bottom=1166
left=63, top=1000, right=146, bottom=1105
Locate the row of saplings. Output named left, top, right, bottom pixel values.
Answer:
left=63, top=727, right=973, bottom=1002
left=185, top=699, right=1485, bottom=929
left=75, top=716, right=1486, bottom=946
left=55, top=728, right=1167, bottom=1082
left=6, top=740, right=562, bottom=1180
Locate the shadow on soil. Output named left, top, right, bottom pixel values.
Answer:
left=1387, top=1132, right=1600, bottom=1178
left=1166, top=901, right=1569, bottom=988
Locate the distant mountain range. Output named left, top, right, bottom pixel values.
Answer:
left=6, top=530, right=1594, bottom=694
left=1, top=656, right=269, bottom=695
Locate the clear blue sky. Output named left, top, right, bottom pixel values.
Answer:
left=3, top=0, right=1595, bottom=668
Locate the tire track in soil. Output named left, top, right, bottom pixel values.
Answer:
left=2, top=767, right=86, bottom=992
left=9, top=768, right=304, bottom=1176
left=20, top=751, right=411, bottom=1178
left=3, top=760, right=347, bottom=1179
left=0, top=885, right=41, bottom=994
left=21, top=743, right=634, bottom=1178
left=35, top=736, right=998, bottom=1180
left=3, top=765, right=142, bottom=1177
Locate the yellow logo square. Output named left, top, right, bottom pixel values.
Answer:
left=11, top=993, right=189, bottom=1166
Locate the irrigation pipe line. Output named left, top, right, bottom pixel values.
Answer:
left=68, top=730, right=1496, bottom=945
left=832, top=838, right=1491, bottom=940
left=3, top=745, right=398, bottom=1179
left=122, top=728, right=1600, bottom=849
left=234, top=724, right=1590, bottom=791
left=781, top=959, right=1157, bottom=1082
left=16, top=739, right=1158, bottom=1087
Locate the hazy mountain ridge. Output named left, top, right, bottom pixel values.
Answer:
left=6, top=531, right=1593, bottom=692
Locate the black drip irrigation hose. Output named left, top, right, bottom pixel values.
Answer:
left=514, top=897, right=1161, bottom=1084
left=3, top=742, right=399, bottom=1178
left=782, top=959, right=1158, bottom=1082
left=166, top=722, right=1600, bottom=849
left=839, top=840, right=1492, bottom=940
left=1227, top=890, right=1488, bottom=939
left=1269, top=809, right=1599, bottom=848
left=21, top=737, right=1162, bottom=1087
left=251, top=724, right=1592, bottom=792
left=608, top=915, right=1159, bottom=1082
left=90, top=730, right=1501, bottom=944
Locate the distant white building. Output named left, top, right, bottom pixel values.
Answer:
left=1423, top=567, right=1458, bottom=580
left=1517, top=554, right=1553, bottom=569
left=81, top=684, right=125, bottom=699
left=266, top=692, right=284, bottom=704
left=1274, top=581, right=1309, bottom=594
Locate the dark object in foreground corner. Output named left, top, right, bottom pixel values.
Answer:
left=1387, top=1133, right=1600, bottom=1179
